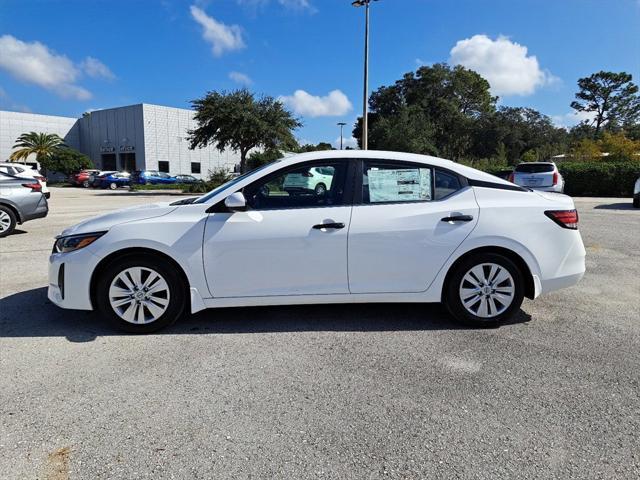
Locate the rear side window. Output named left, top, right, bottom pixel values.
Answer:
left=363, top=162, right=432, bottom=204
left=434, top=169, right=462, bottom=200
left=515, top=163, right=554, bottom=173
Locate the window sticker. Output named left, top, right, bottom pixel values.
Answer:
left=368, top=168, right=432, bottom=203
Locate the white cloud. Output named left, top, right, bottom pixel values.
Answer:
left=449, top=34, right=557, bottom=97
left=81, top=56, right=115, bottom=80
left=190, top=5, right=245, bottom=57
left=333, top=135, right=358, bottom=149
left=229, top=71, right=252, bottom=85
left=0, top=35, right=93, bottom=100
left=279, top=89, right=352, bottom=117
left=236, top=0, right=315, bottom=12
left=552, top=110, right=598, bottom=129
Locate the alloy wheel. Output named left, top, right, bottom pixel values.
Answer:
left=0, top=210, right=11, bottom=233
left=108, top=267, right=171, bottom=324
left=458, top=263, right=515, bottom=318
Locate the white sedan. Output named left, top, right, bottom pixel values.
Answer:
left=48, top=151, right=586, bottom=333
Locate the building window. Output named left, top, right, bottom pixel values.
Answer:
left=158, top=161, right=170, bottom=173
left=191, top=162, right=201, bottom=174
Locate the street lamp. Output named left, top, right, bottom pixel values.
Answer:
left=352, top=0, right=378, bottom=150
left=337, top=122, right=347, bottom=150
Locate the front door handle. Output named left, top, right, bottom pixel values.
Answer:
left=441, top=215, right=474, bottom=222
left=313, top=222, right=345, bottom=230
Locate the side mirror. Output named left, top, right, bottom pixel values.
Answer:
left=224, top=192, right=247, bottom=212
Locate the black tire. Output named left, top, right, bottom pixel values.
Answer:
left=633, top=194, right=640, bottom=209
left=444, top=252, right=525, bottom=327
left=0, top=205, right=17, bottom=238
left=82, top=180, right=90, bottom=188
left=314, top=183, right=327, bottom=196
left=95, top=255, right=187, bottom=333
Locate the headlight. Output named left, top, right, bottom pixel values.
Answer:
left=53, top=232, right=106, bottom=253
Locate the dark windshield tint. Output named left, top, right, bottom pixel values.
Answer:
left=193, top=161, right=279, bottom=204
left=515, top=163, right=555, bottom=173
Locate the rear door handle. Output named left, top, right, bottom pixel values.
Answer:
left=313, top=222, right=345, bottom=230
left=441, top=215, right=474, bottom=222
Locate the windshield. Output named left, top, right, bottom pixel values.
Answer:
left=193, top=161, right=278, bottom=204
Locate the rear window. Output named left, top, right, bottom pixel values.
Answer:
left=515, top=163, right=554, bottom=173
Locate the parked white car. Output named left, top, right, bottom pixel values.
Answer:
left=634, top=177, right=640, bottom=208
left=282, top=166, right=335, bottom=196
left=509, top=162, right=564, bottom=193
left=0, top=162, right=50, bottom=198
left=48, top=151, right=586, bottom=333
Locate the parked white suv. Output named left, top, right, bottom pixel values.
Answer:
left=0, top=162, right=50, bottom=198
left=509, top=162, right=564, bottom=193
left=283, top=166, right=335, bottom=196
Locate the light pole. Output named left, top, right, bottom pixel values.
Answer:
left=352, top=0, right=377, bottom=150
left=337, top=122, right=347, bottom=150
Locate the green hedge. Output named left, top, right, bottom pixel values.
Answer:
left=557, top=161, right=640, bottom=197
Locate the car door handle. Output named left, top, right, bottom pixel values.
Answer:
left=441, top=215, right=474, bottom=222
left=313, top=222, right=345, bottom=230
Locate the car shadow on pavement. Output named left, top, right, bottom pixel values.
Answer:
left=594, top=202, right=636, bottom=210
left=0, top=287, right=532, bottom=342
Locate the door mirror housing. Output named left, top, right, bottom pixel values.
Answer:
left=224, top=192, right=247, bottom=212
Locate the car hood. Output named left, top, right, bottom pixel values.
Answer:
left=59, top=202, right=178, bottom=237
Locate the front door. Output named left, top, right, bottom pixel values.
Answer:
left=202, top=160, right=353, bottom=298
left=348, top=160, right=479, bottom=294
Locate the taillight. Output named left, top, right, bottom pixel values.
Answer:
left=545, top=210, right=578, bottom=230
left=22, top=182, right=42, bottom=192
left=302, top=172, right=314, bottom=177
left=552, top=172, right=558, bottom=186
left=507, top=173, right=514, bottom=183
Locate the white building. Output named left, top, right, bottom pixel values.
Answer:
left=0, top=104, right=241, bottom=178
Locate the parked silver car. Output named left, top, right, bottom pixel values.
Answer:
left=0, top=172, right=49, bottom=237
left=509, top=162, right=564, bottom=193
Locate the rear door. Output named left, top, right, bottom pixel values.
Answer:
left=348, top=160, right=479, bottom=294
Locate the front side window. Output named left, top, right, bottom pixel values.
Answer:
left=244, top=162, right=348, bottom=210
left=363, top=162, right=433, bottom=204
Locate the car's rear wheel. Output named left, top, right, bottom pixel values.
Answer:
left=0, top=205, right=17, bottom=237
left=314, top=183, right=327, bottom=196
left=444, top=253, right=524, bottom=327
left=82, top=180, right=90, bottom=188
left=109, top=182, right=117, bottom=190
left=95, top=256, right=187, bottom=333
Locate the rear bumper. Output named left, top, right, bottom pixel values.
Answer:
left=540, top=231, right=586, bottom=294
left=19, top=194, right=48, bottom=223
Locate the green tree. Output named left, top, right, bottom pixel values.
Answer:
left=570, top=71, right=640, bottom=135
left=247, top=149, right=284, bottom=171
left=188, top=89, right=301, bottom=173
left=44, top=148, right=94, bottom=175
left=10, top=132, right=65, bottom=163
left=354, top=63, right=495, bottom=161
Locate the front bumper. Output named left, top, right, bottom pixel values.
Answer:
left=48, top=248, right=100, bottom=311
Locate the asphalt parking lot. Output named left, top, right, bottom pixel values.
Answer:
left=1, top=187, right=639, bottom=479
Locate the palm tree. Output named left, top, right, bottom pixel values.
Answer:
left=10, top=132, right=66, bottom=162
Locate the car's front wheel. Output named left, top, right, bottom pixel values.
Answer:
left=444, top=253, right=524, bottom=327
left=95, top=256, right=187, bottom=333
left=633, top=194, right=640, bottom=208
left=0, top=205, right=17, bottom=237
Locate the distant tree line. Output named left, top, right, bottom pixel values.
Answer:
left=352, top=65, right=640, bottom=165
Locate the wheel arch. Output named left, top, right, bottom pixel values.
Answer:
left=441, top=246, right=536, bottom=301
left=89, top=247, right=191, bottom=310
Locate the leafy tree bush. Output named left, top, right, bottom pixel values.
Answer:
left=183, top=167, right=234, bottom=194
left=44, top=147, right=94, bottom=175
left=557, top=161, right=640, bottom=196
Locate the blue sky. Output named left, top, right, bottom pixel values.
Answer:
left=0, top=0, right=638, bottom=147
